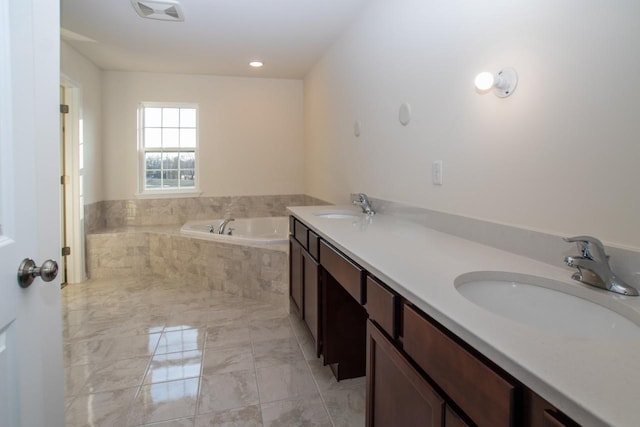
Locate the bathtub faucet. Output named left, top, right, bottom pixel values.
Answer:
left=218, top=218, right=235, bottom=234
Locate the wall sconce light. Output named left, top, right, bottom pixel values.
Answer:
left=474, top=67, right=518, bottom=97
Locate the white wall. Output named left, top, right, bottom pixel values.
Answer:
left=60, top=41, right=103, bottom=204
left=305, top=0, right=640, bottom=249
left=102, top=71, right=304, bottom=200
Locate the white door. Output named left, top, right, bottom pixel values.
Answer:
left=0, top=0, right=65, bottom=426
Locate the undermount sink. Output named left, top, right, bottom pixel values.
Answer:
left=313, top=209, right=362, bottom=219
left=455, top=272, right=640, bottom=340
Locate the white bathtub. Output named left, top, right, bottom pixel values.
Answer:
left=180, top=217, right=289, bottom=244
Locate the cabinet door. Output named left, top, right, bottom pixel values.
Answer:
left=289, top=237, right=303, bottom=315
left=303, top=250, right=321, bottom=356
left=366, top=320, right=444, bottom=427
left=445, top=405, right=471, bottom=427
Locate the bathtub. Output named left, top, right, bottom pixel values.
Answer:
left=180, top=217, right=289, bottom=244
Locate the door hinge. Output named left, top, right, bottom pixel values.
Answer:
left=60, top=104, right=69, bottom=114
left=62, top=246, right=71, bottom=256
left=61, top=175, right=69, bottom=185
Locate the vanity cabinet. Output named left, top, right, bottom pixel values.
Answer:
left=289, top=236, right=303, bottom=314
left=289, top=219, right=322, bottom=355
left=522, top=388, right=581, bottom=427
left=366, top=319, right=444, bottom=427
left=302, top=249, right=321, bottom=356
left=288, top=215, right=581, bottom=427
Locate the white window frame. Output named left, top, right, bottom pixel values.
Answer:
left=137, top=102, right=201, bottom=197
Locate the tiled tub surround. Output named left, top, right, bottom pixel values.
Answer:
left=85, top=194, right=329, bottom=232
left=63, top=276, right=365, bottom=426
left=87, top=228, right=289, bottom=307
left=289, top=203, right=640, bottom=427
left=85, top=194, right=329, bottom=307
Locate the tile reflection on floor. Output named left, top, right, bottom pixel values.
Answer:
left=62, top=276, right=365, bottom=426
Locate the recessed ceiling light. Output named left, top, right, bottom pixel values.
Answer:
left=249, top=61, right=264, bottom=68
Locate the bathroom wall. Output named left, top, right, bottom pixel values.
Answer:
left=102, top=71, right=305, bottom=200
left=60, top=41, right=103, bottom=205
left=304, top=0, right=640, bottom=249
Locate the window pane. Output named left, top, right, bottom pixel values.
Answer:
left=145, top=170, right=162, bottom=188
left=145, top=128, right=162, bottom=148
left=179, top=152, right=195, bottom=168
left=163, top=170, right=179, bottom=188
left=180, top=128, right=196, bottom=148
left=180, top=169, right=195, bottom=187
left=162, top=108, right=180, bottom=127
left=180, top=108, right=196, bottom=127
left=145, top=152, right=162, bottom=170
left=162, top=152, right=179, bottom=169
left=145, top=107, right=162, bottom=127
left=163, top=128, right=179, bottom=148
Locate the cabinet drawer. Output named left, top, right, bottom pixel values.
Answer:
left=308, top=230, right=320, bottom=260
left=293, top=219, right=308, bottom=249
left=543, top=410, right=580, bottom=427
left=402, top=304, right=516, bottom=427
left=365, top=276, right=398, bottom=338
left=320, top=240, right=364, bottom=303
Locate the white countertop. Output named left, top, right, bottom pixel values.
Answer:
left=288, top=205, right=640, bottom=427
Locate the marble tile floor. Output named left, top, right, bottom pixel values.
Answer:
left=62, top=276, right=365, bottom=427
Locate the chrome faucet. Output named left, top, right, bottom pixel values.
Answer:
left=218, top=218, right=235, bottom=235
left=564, top=235, right=638, bottom=296
left=352, top=193, right=375, bottom=215
left=208, top=224, right=216, bottom=233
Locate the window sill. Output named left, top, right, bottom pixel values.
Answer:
left=135, top=189, right=202, bottom=199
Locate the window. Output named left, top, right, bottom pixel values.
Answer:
left=138, top=103, right=198, bottom=194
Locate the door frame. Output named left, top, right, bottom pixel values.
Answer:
left=60, top=75, right=86, bottom=284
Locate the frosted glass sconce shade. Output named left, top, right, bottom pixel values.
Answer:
left=474, top=67, right=518, bottom=97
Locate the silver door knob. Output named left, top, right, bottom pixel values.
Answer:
left=17, top=258, right=58, bottom=288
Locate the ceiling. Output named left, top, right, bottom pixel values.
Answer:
left=60, top=0, right=370, bottom=79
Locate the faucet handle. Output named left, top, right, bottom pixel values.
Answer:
left=563, top=235, right=608, bottom=261
left=351, top=193, right=365, bottom=202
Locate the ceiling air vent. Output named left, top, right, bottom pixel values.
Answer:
left=131, top=0, right=184, bottom=21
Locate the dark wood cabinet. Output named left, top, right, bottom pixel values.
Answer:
left=365, top=276, right=398, bottom=339
left=402, top=303, right=516, bottom=427
left=289, top=236, right=303, bottom=314
left=289, top=218, right=322, bottom=354
left=320, top=240, right=364, bottom=303
left=366, top=320, right=444, bottom=427
left=302, top=250, right=321, bottom=356
left=522, top=388, right=581, bottom=427
left=445, top=405, right=471, bottom=427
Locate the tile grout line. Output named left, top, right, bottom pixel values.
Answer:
left=192, top=323, right=207, bottom=426
left=249, top=318, right=266, bottom=426
left=287, top=314, right=338, bottom=427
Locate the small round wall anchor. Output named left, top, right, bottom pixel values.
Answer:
left=399, top=103, right=412, bottom=126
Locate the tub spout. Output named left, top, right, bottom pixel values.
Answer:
left=218, top=218, right=235, bottom=234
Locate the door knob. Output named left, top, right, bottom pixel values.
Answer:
left=17, top=258, right=58, bottom=288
